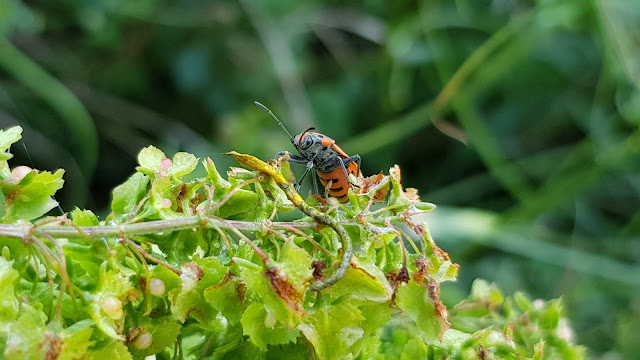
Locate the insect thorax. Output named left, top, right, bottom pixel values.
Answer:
left=295, top=133, right=344, bottom=172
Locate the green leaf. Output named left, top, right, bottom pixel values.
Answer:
left=470, top=279, right=504, bottom=306
left=273, top=242, right=313, bottom=295
left=149, top=175, right=178, bottom=219
left=358, top=335, right=384, bottom=360
left=170, top=259, right=226, bottom=323
left=177, top=181, right=204, bottom=216
left=91, top=266, right=136, bottom=340
left=469, top=327, right=518, bottom=356
left=0, top=257, right=19, bottom=324
left=196, top=257, right=229, bottom=286
left=538, top=298, right=561, bottom=329
left=111, top=172, right=150, bottom=215
left=3, top=303, right=47, bottom=359
left=137, top=146, right=166, bottom=174
left=0, top=236, right=28, bottom=265
left=218, top=188, right=260, bottom=218
left=533, top=340, right=544, bottom=360
left=513, top=291, right=532, bottom=312
left=58, top=320, right=95, bottom=360
left=98, top=266, right=136, bottom=299
left=204, top=157, right=231, bottom=188
left=359, top=302, right=393, bottom=336
left=388, top=165, right=411, bottom=207
left=395, top=282, right=448, bottom=341
left=414, top=202, right=436, bottom=211
left=264, top=341, right=311, bottom=359
left=150, top=264, right=181, bottom=293
left=401, top=338, right=429, bottom=360
left=88, top=340, right=132, bottom=360
left=325, top=263, right=392, bottom=303
left=13, top=282, right=54, bottom=323
left=236, top=242, right=311, bottom=327
left=64, top=243, right=103, bottom=289
left=129, top=318, right=182, bottom=357
left=223, top=340, right=266, bottom=360
left=440, top=328, right=473, bottom=349
left=299, top=301, right=365, bottom=360
left=0, top=127, right=22, bottom=178
left=204, top=275, right=244, bottom=325
left=169, top=152, right=198, bottom=177
left=241, top=303, right=299, bottom=349
left=70, top=207, right=100, bottom=226
left=1, top=168, right=65, bottom=222
left=235, top=257, right=301, bottom=329
left=156, top=230, right=198, bottom=264
left=0, top=126, right=21, bottom=154
left=170, top=282, right=212, bottom=323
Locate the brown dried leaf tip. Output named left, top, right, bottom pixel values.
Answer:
left=269, top=152, right=290, bottom=168
left=309, top=194, right=328, bottom=206
left=412, top=258, right=450, bottom=339
left=386, top=265, right=410, bottom=305
left=182, top=262, right=205, bottom=281
left=478, top=346, right=489, bottom=360
left=427, top=280, right=450, bottom=331
left=265, top=267, right=304, bottom=314
left=390, top=165, right=422, bottom=201
left=354, top=171, right=389, bottom=201
left=40, top=331, right=64, bottom=360
left=311, top=260, right=327, bottom=282
left=404, top=187, right=420, bottom=201
left=227, top=166, right=254, bottom=178
left=411, top=258, right=431, bottom=283
left=389, top=164, right=402, bottom=184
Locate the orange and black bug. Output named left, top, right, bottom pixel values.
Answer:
left=255, top=101, right=361, bottom=202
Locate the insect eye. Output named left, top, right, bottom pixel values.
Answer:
left=300, top=137, right=313, bottom=150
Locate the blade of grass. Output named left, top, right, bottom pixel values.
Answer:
left=454, top=95, right=533, bottom=202
left=343, top=12, right=536, bottom=156
left=342, top=102, right=432, bottom=155
left=596, top=0, right=640, bottom=87
left=507, top=129, right=640, bottom=221
left=424, top=11, right=548, bottom=202
left=0, top=37, right=97, bottom=176
left=240, top=0, right=313, bottom=130
left=428, top=207, right=640, bottom=287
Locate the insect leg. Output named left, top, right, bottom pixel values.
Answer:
left=275, top=152, right=313, bottom=191
left=274, top=151, right=308, bottom=164
left=342, top=154, right=361, bottom=185
left=342, top=155, right=361, bottom=173
left=273, top=151, right=288, bottom=161
left=296, top=161, right=314, bottom=191
left=312, top=169, right=319, bottom=195
left=338, top=156, right=361, bottom=188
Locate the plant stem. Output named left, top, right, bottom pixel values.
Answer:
left=0, top=216, right=315, bottom=239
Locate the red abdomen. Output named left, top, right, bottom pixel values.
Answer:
left=318, top=161, right=359, bottom=202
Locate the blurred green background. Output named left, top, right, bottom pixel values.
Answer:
left=1, top=0, right=639, bottom=357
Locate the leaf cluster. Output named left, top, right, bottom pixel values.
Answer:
left=0, top=126, right=585, bottom=359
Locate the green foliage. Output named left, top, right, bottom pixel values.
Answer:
left=0, top=136, right=585, bottom=359
left=0, top=126, right=64, bottom=222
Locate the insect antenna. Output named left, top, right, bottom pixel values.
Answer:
left=299, top=127, right=316, bottom=141
left=254, top=101, right=295, bottom=143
